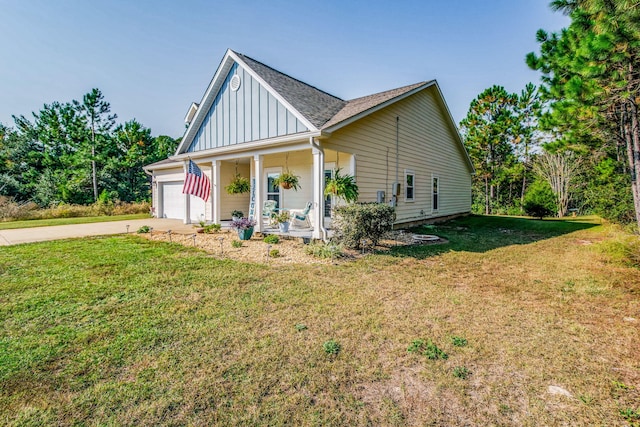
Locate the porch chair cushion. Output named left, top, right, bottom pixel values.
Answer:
left=290, top=201, right=313, bottom=229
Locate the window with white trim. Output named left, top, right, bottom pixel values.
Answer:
left=432, top=175, right=439, bottom=211
left=405, top=170, right=415, bottom=202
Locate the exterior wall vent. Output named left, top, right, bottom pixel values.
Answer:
left=230, top=74, right=241, bottom=91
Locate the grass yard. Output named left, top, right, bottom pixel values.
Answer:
left=0, top=215, right=638, bottom=426
left=0, top=214, right=150, bottom=230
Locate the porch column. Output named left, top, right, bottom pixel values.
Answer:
left=312, top=146, right=325, bottom=239
left=183, top=161, right=191, bottom=224
left=253, top=154, right=263, bottom=232
left=211, top=160, right=221, bottom=223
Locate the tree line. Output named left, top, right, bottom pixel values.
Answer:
left=0, top=89, right=178, bottom=206
left=461, top=0, right=640, bottom=230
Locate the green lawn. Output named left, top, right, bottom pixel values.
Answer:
left=0, top=213, right=149, bottom=230
left=0, top=216, right=638, bottom=426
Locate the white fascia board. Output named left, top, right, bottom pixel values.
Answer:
left=228, top=50, right=318, bottom=132
left=143, top=162, right=182, bottom=172
left=175, top=49, right=236, bottom=155
left=184, top=102, right=199, bottom=124
left=170, top=131, right=320, bottom=162
left=321, top=81, right=436, bottom=135
left=430, top=81, right=475, bottom=174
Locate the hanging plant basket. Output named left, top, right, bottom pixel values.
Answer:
left=273, top=171, right=300, bottom=191
left=324, top=168, right=359, bottom=203
left=225, top=174, right=250, bottom=195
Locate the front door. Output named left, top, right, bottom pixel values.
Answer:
left=265, top=168, right=282, bottom=209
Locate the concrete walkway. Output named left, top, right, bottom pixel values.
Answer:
left=0, top=218, right=194, bottom=246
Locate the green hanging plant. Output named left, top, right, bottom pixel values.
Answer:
left=225, top=174, right=250, bottom=195
left=273, top=171, right=301, bottom=191
left=324, top=168, right=359, bottom=203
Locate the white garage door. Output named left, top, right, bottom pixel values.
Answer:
left=161, top=182, right=206, bottom=221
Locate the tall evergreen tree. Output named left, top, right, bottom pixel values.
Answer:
left=527, top=0, right=640, bottom=228
left=460, top=86, right=519, bottom=214
left=74, top=89, right=117, bottom=202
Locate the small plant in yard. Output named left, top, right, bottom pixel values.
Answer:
left=295, top=323, right=307, bottom=332
left=263, top=235, right=279, bottom=244
left=407, top=339, right=448, bottom=360
left=137, top=225, right=150, bottom=233
left=269, top=249, right=280, bottom=258
left=203, top=223, right=221, bottom=233
left=304, top=242, right=343, bottom=259
left=323, top=339, right=341, bottom=355
left=620, top=408, right=640, bottom=422
left=231, top=240, right=243, bottom=248
left=453, top=366, right=471, bottom=379
left=407, top=339, right=426, bottom=354
left=451, top=336, right=468, bottom=347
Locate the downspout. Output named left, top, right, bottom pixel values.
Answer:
left=309, top=136, right=328, bottom=241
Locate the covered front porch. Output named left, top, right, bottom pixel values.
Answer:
left=182, top=139, right=354, bottom=240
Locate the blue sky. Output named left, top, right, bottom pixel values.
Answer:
left=0, top=0, right=569, bottom=138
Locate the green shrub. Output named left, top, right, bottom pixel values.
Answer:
left=231, top=240, right=243, bottom=248
left=137, top=225, right=151, bottom=234
left=263, top=234, right=280, bottom=244
left=323, top=339, right=341, bottom=355
left=269, top=249, right=280, bottom=258
left=203, top=223, right=221, bottom=233
left=304, top=242, right=343, bottom=259
left=407, top=339, right=448, bottom=360
left=451, top=336, right=468, bottom=347
left=523, top=179, right=557, bottom=219
left=333, top=203, right=396, bottom=249
left=453, top=366, right=471, bottom=379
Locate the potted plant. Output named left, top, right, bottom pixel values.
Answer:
left=273, top=171, right=300, bottom=190
left=225, top=174, right=250, bottom=195
left=324, top=169, right=359, bottom=203
left=231, top=210, right=243, bottom=221
left=230, top=217, right=257, bottom=240
left=273, top=211, right=291, bottom=233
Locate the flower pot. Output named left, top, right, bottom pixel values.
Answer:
left=281, top=182, right=293, bottom=189
left=231, top=216, right=241, bottom=222
left=279, top=222, right=290, bottom=233
left=237, top=227, right=254, bottom=240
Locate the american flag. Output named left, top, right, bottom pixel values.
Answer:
left=182, top=160, right=211, bottom=202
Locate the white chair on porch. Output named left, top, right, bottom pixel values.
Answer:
left=290, top=201, right=313, bottom=229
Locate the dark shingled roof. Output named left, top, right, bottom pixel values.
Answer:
left=233, top=51, right=347, bottom=129
left=321, top=81, right=433, bottom=130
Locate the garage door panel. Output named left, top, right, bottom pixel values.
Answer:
left=161, top=181, right=206, bottom=221
left=162, top=182, right=184, bottom=219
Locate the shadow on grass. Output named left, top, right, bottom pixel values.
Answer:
left=386, top=214, right=600, bottom=259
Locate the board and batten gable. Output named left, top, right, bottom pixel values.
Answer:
left=186, top=62, right=309, bottom=153
left=322, top=85, right=472, bottom=223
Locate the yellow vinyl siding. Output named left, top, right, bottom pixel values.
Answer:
left=219, top=162, right=250, bottom=219
left=322, top=86, right=471, bottom=223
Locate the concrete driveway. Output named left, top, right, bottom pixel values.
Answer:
left=0, top=218, right=195, bottom=246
